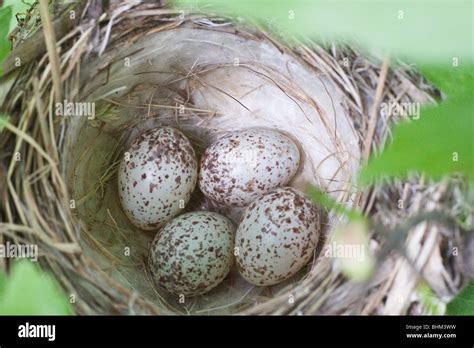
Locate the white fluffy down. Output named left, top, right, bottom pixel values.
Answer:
left=83, top=25, right=360, bottom=203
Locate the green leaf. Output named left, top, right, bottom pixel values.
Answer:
left=0, top=5, right=12, bottom=75
left=3, top=0, right=32, bottom=33
left=0, top=1, right=30, bottom=75
left=307, top=186, right=373, bottom=281
left=417, top=282, right=443, bottom=315
left=447, top=281, right=474, bottom=315
left=307, top=186, right=364, bottom=222
left=177, top=0, right=473, bottom=63
left=359, top=96, right=474, bottom=184
left=0, top=271, right=6, bottom=295
left=332, top=219, right=375, bottom=281
left=419, top=64, right=474, bottom=98
left=0, top=114, right=9, bottom=131
left=0, top=261, right=72, bottom=315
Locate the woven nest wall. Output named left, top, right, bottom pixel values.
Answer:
left=0, top=1, right=471, bottom=315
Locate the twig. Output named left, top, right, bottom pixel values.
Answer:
left=353, top=56, right=390, bottom=209
left=362, top=56, right=390, bottom=163
left=38, top=0, right=62, bottom=102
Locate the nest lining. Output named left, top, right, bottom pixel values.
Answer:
left=0, top=1, right=470, bottom=315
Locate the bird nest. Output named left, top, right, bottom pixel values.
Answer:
left=0, top=0, right=471, bottom=315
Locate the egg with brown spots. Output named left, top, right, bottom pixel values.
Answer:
left=118, top=127, right=198, bottom=230
left=199, top=129, right=300, bottom=207
left=235, top=187, right=320, bottom=286
left=148, top=211, right=235, bottom=296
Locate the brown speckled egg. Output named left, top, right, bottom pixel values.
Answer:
left=199, top=129, right=300, bottom=207
left=235, top=187, right=320, bottom=286
left=118, top=127, right=197, bottom=230
left=148, top=211, right=235, bottom=296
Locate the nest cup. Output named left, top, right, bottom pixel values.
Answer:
left=65, top=11, right=362, bottom=314
left=1, top=1, right=464, bottom=315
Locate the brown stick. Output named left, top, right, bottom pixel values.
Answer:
left=362, top=56, right=390, bottom=163
left=38, top=0, right=62, bottom=102
left=353, top=56, right=389, bottom=209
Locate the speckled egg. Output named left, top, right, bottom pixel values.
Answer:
left=199, top=129, right=300, bottom=207
left=235, top=187, right=320, bottom=286
left=118, top=127, right=197, bottom=230
left=148, top=211, right=235, bottom=296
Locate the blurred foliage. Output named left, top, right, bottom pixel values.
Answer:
left=0, top=5, right=12, bottom=75
left=419, top=64, right=474, bottom=98
left=0, top=114, right=9, bottom=137
left=0, top=261, right=72, bottom=315
left=3, top=0, right=31, bottom=33
left=0, top=0, right=30, bottom=75
left=446, top=281, right=474, bottom=315
left=332, top=220, right=374, bottom=281
left=308, top=186, right=364, bottom=222
left=417, top=282, right=443, bottom=315
left=178, top=0, right=473, bottom=63
left=360, top=96, right=473, bottom=183
left=309, top=187, right=373, bottom=282
left=361, top=61, right=473, bottom=183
